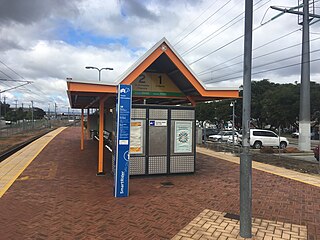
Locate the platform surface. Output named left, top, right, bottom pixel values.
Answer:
left=0, top=127, right=319, bottom=239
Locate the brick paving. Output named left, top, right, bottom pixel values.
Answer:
left=0, top=127, right=320, bottom=239
left=172, top=209, right=307, bottom=240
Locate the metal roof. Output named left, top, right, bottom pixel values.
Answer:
left=67, top=37, right=240, bottom=109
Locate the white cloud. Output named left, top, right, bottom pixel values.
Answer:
left=0, top=0, right=319, bottom=112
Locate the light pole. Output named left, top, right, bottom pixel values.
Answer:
left=230, top=101, right=236, bottom=154
left=85, top=66, right=114, bottom=81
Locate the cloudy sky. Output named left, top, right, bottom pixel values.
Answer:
left=0, top=0, right=319, bottom=113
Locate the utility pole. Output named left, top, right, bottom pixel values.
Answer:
left=271, top=0, right=320, bottom=151
left=230, top=101, right=236, bottom=154
left=15, top=99, right=18, bottom=123
left=240, top=0, right=253, bottom=237
left=0, top=90, right=2, bottom=120
left=22, top=103, right=25, bottom=130
left=3, top=96, right=6, bottom=117
left=55, top=102, right=57, bottom=119
left=31, top=100, right=34, bottom=128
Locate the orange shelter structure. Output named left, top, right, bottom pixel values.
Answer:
left=67, top=38, right=239, bottom=175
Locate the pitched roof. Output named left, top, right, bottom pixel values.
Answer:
left=67, top=37, right=239, bottom=108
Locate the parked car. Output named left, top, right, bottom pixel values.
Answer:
left=291, top=132, right=319, bottom=140
left=314, top=145, right=319, bottom=161
left=208, top=131, right=233, bottom=142
left=202, top=128, right=219, bottom=141
left=227, top=132, right=242, bottom=145
left=249, top=129, right=289, bottom=149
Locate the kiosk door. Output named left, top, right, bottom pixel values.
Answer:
left=148, top=108, right=168, bottom=174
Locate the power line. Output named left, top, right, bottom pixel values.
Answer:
left=182, top=0, right=271, bottom=56
left=177, top=0, right=244, bottom=52
left=204, top=58, right=320, bottom=84
left=196, top=28, right=302, bottom=75
left=173, top=0, right=233, bottom=47
left=171, top=0, right=220, bottom=43
left=0, top=69, right=15, bottom=80
left=199, top=36, right=320, bottom=76
left=203, top=48, right=320, bottom=82
left=188, top=2, right=310, bottom=66
left=0, top=59, right=55, bottom=103
left=0, top=78, right=32, bottom=83
left=0, top=59, right=25, bottom=80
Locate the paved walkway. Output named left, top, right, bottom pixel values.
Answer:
left=0, top=127, right=66, bottom=198
left=0, top=127, right=319, bottom=239
left=173, top=209, right=308, bottom=240
left=197, top=147, right=320, bottom=188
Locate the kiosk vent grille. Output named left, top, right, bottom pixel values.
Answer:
left=149, top=156, right=167, bottom=174
left=170, top=155, right=194, bottom=173
left=149, top=109, right=167, bottom=119
left=130, top=157, right=146, bottom=175
left=132, top=108, right=146, bottom=118
left=171, top=110, right=194, bottom=120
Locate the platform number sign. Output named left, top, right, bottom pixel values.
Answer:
left=114, top=84, right=132, bottom=198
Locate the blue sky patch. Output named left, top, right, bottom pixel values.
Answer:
left=55, top=21, right=128, bottom=47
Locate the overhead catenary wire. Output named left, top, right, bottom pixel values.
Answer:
left=196, top=28, right=302, bottom=75
left=203, top=58, right=320, bottom=84
left=199, top=36, right=320, bottom=76
left=173, top=0, right=233, bottom=47
left=182, top=0, right=271, bottom=56
left=188, top=1, right=307, bottom=66
left=171, top=0, right=220, bottom=44
left=202, top=48, right=320, bottom=82
left=177, top=0, right=244, bottom=52
left=0, top=58, right=59, bottom=105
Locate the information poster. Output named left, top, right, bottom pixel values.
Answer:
left=174, top=121, right=193, bottom=153
left=130, top=120, right=143, bottom=154
left=114, top=84, right=132, bottom=198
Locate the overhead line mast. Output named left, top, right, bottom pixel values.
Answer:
left=271, top=0, right=320, bottom=151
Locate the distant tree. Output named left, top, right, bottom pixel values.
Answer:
left=0, top=102, right=10, bottom=118
left=251, top=79, right=277, bottom=128
left=196, top=80, right=320, bottom=130
left=26, top=107, right=46, bottom=120
left=260, top=83, right=299, bottom=129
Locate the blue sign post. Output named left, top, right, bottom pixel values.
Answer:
left=114, top=84, right=132, bottom=198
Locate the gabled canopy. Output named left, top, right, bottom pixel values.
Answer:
left=67, top=37, right=239, bottom=108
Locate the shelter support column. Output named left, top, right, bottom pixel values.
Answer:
left=87, top=108, right=90, bottom=139
left=81, top=108, right=84, bottom=150
left=97, top=98, right=105, bottom=175
left=186, top=96, right=196, bottom=107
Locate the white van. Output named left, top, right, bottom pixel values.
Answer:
left=249, top=129, right=289, bottom=149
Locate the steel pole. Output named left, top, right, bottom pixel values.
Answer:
left=31, top=100, right=34, bottom=129
left=232, top=102, right=235, bottom=154
left=299, top=0, right=311, bottom=151
left=240, top=0, right=253, bottom=237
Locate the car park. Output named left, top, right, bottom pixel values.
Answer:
left=208, top=130, right=233, bottom=142
left=202, top=128, right=219, bottom=141
left=314, top=145, right=319, bottom=161
left=249, top=129, right=289, bottom=149
left=227, top=132, right=242, bottom=145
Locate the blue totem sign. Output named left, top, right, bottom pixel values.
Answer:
left=114, top=84, right=132, bottom=197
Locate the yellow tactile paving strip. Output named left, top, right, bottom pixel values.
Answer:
left=197, top=147, right=320, bottom=188
left=172, top=209, right=307, bottom=240
left=0, top=127, right=66, bottom=198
